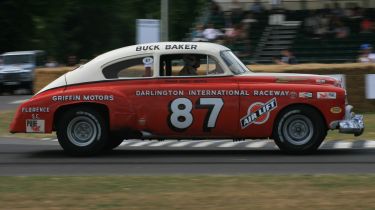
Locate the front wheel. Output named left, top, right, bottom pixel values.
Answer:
left=56, top=107, right=108, bottom=156
left=273, top=106, right=327, bottom=154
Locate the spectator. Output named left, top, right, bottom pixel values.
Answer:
left=270, top=0, right=282, bottom=10
left=242, top=12, right=258, bottom=25
left=332, top=2, right=344, bottom=17
left=209, top=1, right=225, bottom=28
left=304, top=11, right=319, bottom=37
left=230, top=0, right=244, bottom=25
left=274, top=49, right=298, bottom=64
left=314, top=14, right=330, bottom=39
left=334, top=21, right=350, bottom=38
left=225, top=23, right=246, bottom=42
left=250, top=0, right=265, bottom=14
left=361, top=18, right=374, bottom=33
left=358, top=44, right=375, bottom=63
left=202, top=23, right=224, bottom=41
left=351, top=6, right=363, bottom=19
left=191, top=24, right=207, bottom=42
left=210, top=1, right=222, bottom=16
left=67, top=55, right=77, bottom=66
left=45, top=57, right=58, bottom=67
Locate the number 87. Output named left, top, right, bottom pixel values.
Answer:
left=168, top=97, right=224, bottom=132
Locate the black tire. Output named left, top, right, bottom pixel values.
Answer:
left=56, top=107, right=108, bottom=156
left=273, top=105, right=327, bottom=154
left=104, top=136, right=124, bottom=150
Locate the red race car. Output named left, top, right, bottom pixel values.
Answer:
left=10, top=42, right=364, bottom=155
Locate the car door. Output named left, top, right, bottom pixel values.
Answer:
left=138, top=53, right=239, bottom=138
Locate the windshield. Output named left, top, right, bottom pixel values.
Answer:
left=220, top=50, right=251, bottom=74
left=3, top=54, right=34, bottom=65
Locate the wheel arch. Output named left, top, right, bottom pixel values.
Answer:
left=272, top=103, right=327, bottom=138
left=53, top=102, right=109, bottom=131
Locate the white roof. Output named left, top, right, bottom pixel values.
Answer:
left=65, top=42, right=230, bottom=85
left=91, top=41, right=229, bottom=65
left=38, top=42, right=232, bottom=94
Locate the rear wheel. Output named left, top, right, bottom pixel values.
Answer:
left=57, top=107, right=108, bottom=156
left=273, top=105, right=327, bottom=154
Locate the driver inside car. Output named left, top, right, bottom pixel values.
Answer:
left=179, top=54, right=200, bottom=76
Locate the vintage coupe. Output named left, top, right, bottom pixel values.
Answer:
left=10, top=42, right=364, bottom=155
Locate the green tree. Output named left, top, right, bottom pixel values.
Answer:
left=0, top=0, right=205, bottom=63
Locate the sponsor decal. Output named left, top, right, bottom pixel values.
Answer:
left=253, top=90, right=289, bottom=96
left=52, top=95, right=114, bottom=101
left=299, top=92, right=313, bottom=98
left=165, top=44, right=198, bottom=50
left=26, top=119, right=45, bottom=133
left=142, top=57, right=153, bottom=67
left=317, top=92, right=336, bottom=99
left=316, top=79, right=326, bottom=84
left=136, top=45, right=160, bottom=51
left=289, top=91, right=297, bottom=99
left=135, top=89, right=250, bottom=96
left=330, top=107, right=342, bottom=114
left=22, top=107, right=50, bottom=113
left=136, top=44, right=198, bottom=51
left=240, top=98, right=277, bottom=129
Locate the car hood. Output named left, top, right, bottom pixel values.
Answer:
left=239, top=72, right=341, bottom=87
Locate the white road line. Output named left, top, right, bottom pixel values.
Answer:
left=319, top=141, right=328, bottom=149
left=148, top=140, right=175, bottom=147
left=129, top=141, right=154, bottom=147
left=364, top=140, right=375, bottom=148
left=119, top=140, right=137, bottom=147
left=218, top=141, right=244, bottom=148
left=332, top=141, right=353, bottom=149
left=9, top=99, right=28, bottom=104
left=169, top=141, right=194, bottom=147
left=51, top=139, right=58, bottom=142
left=246, top=141, right=268, bottom=148
left=192, top=140, right=227, bottom=148
left=41, top=138, right=52, bottom=141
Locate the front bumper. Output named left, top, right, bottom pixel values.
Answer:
left=330, top=105, right=364, bottom=136
left=0, top=72, right=33, bottom=84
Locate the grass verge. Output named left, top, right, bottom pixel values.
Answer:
left=0, top=175, right=374, bottom=210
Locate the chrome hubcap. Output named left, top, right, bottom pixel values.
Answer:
left=67, top=116, right=97, bottom=147
left=283, top=114, right=313, bottom=145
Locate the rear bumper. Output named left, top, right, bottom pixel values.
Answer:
left=330, top=105, right=364, bottom=136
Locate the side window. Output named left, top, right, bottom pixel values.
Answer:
left=160, top=54, right=224, bottom=77
left=102, top=56, right=154, bottom=79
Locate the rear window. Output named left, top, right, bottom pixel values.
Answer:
left=102, top=56, right=154, bottom=79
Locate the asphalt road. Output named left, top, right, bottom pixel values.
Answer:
left=1, top=137, right=375, bottom=176
left=0, top=94, right=31, bottom=111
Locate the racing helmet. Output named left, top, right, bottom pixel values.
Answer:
left=183, top=54, right=200, bottom=68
